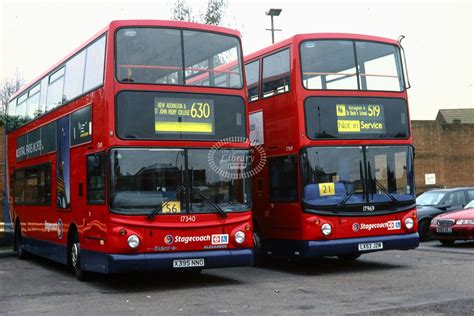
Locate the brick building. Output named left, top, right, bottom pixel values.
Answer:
left=412, top=108, right=474, bottom=194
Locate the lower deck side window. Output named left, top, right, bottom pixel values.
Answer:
left=13, top=164, right=52, bottom=205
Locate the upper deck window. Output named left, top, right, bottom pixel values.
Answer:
left=6, top=34, right=106, bottom=133
left=245, top=60, right=260, bottom=101
left=300, top=40, right=404, bottom=92
left=262, top=48, right=290, bottom=97
left=116, top=27, right=243, bottom=88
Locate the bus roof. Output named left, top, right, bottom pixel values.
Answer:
left=244, top=33, right=399, bottom=62
left=10, top=20, right=242, bottom=101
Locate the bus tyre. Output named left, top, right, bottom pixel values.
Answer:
left=337, top=254, right=361, bottom=261
left=15, top=222, right=29, bottom=260
left=439, top=239, right=455, bottom=246
left=70, top=232, right=88, bottom=281
left=418, top=219, right=431, bottom=242
left=253, top=230, right=266, bottom=266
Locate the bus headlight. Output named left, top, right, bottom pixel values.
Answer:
left=127, top=234, right=140, bottom=249
left=405, top=218, right=414, bottom=230
left=234, top=231, right=245, bottom=244
left=321, top=223, right=332, bottom=236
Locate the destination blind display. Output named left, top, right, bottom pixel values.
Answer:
left=336, top=104, right=386, bottom=134
left=303, top=97, right=409, bottom=140
left=154, top=97, right=215, bottom=134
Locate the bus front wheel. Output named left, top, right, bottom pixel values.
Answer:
left=253, top=229, right=267, bottom=266
left=69, top=231, right=89, bottom=281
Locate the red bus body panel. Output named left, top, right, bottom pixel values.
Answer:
left=6, top=20, right=253, bottom=273
left=246, top=33, right=418, bottom=258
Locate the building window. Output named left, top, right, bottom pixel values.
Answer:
left=269, top=155, right=298, bottom=202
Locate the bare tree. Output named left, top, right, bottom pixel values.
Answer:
left=171, top=0, right=196, bottom=23
left=0, top=73, right=25, bottom=115
left=201, top=0, right=226, bottom=25
left=171, top=0, right=227, bottom=25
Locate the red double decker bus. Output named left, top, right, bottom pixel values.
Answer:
left=245, top=33, right=418, bottom=261
left=5, top=20, right=253, bottom=280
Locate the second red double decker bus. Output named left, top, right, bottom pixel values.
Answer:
left=6, top=20, right=253, bottom=280
left=245, top=33, right=419, bottom=261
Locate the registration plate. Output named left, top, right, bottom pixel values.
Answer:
left=437, top=226, right=452, bottom=233
left=172, top=258, right=205, bottom=268
left=358, top=242, right=383, bottom=251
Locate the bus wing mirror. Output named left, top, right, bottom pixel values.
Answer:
left=398, top=35, right=411, bottom=89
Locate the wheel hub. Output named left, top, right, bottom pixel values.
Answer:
left=71, top=243, right=80, bottom=267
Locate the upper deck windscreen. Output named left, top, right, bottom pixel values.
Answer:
left=116, top=27, right=243, bottom=88
left=300, top=40, right=404, bottom=92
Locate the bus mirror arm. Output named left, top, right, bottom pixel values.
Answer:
left=398, top=35, right=411, bottom=89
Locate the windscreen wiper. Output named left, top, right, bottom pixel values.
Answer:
left=336, top=160, right=364, bottom=209
left=190, top=186, right=227, bottom=218
left=336, top=185, right=356, bottom=209
left=372, top=178, right=400, bottom=204
left=147, top=185, right=186, bottom=220
left=367, top=161, right=399, bottom=204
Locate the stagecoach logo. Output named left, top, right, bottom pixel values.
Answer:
left=352, top=223, right=360, bottom=232
left=164, top=235, right=174, bottom=245
left=208, top=137, right=266, bottom=180
left=353, top=220, right=402, bottom=232
left=44, top=219, right=63, bottom=239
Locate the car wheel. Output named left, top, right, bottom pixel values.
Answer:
left=418, top=219, right=431, bottom=242
left=439, top=239, right=455, bottom=246
left=15, top=221, right=29, bottom=260
left=69, top=231, right=89, bottom=281
left=337, top=254, right=361, bottom=261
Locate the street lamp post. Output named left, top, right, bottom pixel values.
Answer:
left=265, top=8, right=282, bottom=44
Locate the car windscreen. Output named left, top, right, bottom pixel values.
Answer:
left=416, top=191, right=446, bottom=206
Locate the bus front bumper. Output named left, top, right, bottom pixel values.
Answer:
left=81, top=248, right=253, bottom=274
left=305, top=232, right=419, bottom=257
left=265, top=233, right=419, bottom=258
